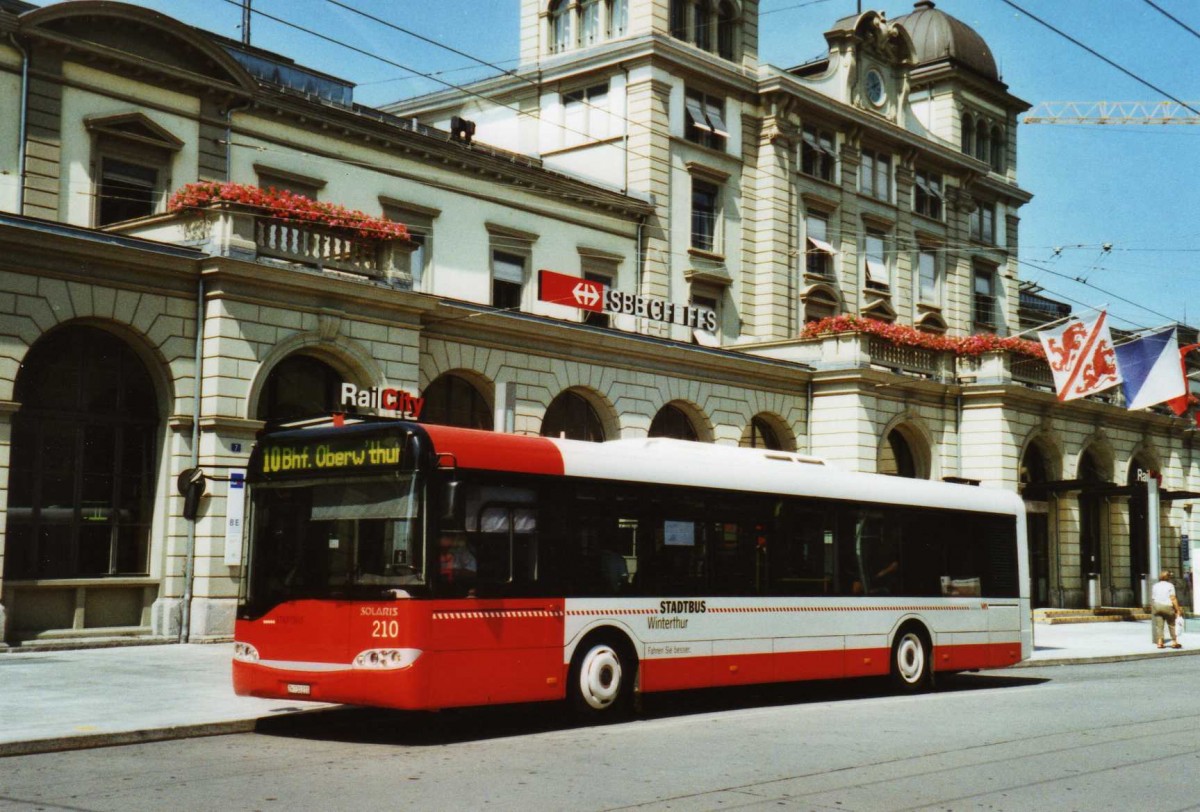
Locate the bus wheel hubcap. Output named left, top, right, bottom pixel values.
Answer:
left=579, top=645, right=622, bottom=710
left=897, top=634, right=925, bottom=683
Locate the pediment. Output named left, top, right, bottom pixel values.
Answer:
left=21, top=3, right=255, bottom=94
left=85, top=113, right=184, bottom=151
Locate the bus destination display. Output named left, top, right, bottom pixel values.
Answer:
left=258, top=434, right=405, bottom=475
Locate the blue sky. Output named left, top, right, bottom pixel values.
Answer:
left=39, top=0, right=1200, bottom=333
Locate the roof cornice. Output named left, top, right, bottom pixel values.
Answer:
left=909, top=60, right=1031, bottom=113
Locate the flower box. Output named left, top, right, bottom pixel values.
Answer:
left=167, top=182, right=416, bottom=282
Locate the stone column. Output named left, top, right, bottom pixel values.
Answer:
left=742, top=103, right=796, bottom=341
left=624, top=72, right=673, bottom=335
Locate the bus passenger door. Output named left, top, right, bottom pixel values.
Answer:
left=429, top=490, right=565, bottom=708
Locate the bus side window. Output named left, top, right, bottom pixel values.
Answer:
left=770, top=504, right=832, bottom=596
left=473, top=504, right=538, bottom=587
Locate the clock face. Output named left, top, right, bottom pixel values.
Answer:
left=865, top=69, right=886, bottom=106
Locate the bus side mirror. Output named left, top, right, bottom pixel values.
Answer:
left=442, top=480, right=462, bottom=526
left=177, top=467, right=207, bottom=521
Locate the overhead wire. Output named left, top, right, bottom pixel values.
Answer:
left=760, top=0, right=839, bottom=17
left=997, top=0, right=1200, bottom=117
left=1141, top=0, right=1200, bottom=42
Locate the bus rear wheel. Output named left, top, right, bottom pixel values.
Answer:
left=890, top=627, right=931, bottom=692
left=568, top=636, right=635, bottom=720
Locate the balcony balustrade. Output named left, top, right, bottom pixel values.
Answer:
left=105, top=204, right=415, bottom=287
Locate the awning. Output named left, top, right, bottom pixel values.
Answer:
left=808, top=236, right=836, bottom=254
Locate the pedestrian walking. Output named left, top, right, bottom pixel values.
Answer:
left=1151, top=569, right=1183, bottom=649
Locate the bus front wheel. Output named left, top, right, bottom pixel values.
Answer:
left=890, top=626, right=932, bottom=692
left=568, top=636, right=635, bottom=720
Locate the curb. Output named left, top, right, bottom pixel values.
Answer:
left=0, top=719, right=260, bottom=759
left=1015, top=647, right=1200, bottom=668
left=0, top=705, right=340, bottom=759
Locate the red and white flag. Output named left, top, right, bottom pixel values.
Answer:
left=1038, top=311, right=1122, bottom=401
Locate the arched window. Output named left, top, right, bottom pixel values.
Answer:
left=879, top=428, right=917, bottom=478
left=422, top=373, right=493, bottom=430
left=694, top=0, right=713, bottom=50
left=541, top=390, right=606, bottom=442
left=256, top=354, right=342, bottom=423
left=669, top=0, right=688, bottom=39
left=550, top=0, right=572, bottom=53
left=649, top=403, right=699, bottom=441
left=961, top=114, right=974, bottom=156
left=975, top=120, right=989, bottom=162
left=990, top=125, right=1005, bottom=172
left=747, top=415, right=782, bottom=450
left=580, top=0, right=602, bottom=46
left=717, top=1, right=737, bottom=59
left=7, top=326, right=159, bottom=579
left=608, top=0, right=628, bottom=37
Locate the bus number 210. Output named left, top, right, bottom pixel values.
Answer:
left=371, top=620, right=399, bottom=638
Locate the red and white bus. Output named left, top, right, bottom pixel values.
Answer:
left=233, top=419, right=1030, bottom=717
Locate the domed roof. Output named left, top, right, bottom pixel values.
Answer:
left=894, top=1, right=998, bottom=81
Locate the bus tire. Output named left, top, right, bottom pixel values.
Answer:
left=890, top=624, right=932, bottom=692
left=568, top=633, right=636, bottom=720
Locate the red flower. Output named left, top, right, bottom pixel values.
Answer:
left=167, top=182, right=411, bottom=243
left=800, top=316, right=1045, bottom=359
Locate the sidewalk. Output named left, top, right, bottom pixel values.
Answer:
left=0, top=621, right=1194, bottom=758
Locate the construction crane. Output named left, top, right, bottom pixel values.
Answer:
left=1023, top=101, right=1200, bottom=125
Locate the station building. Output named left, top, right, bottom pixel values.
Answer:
left=0, top=0, right=1193, bottom=646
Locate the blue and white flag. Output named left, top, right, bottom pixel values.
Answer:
left=1114, top=327, right=1186, bottom=410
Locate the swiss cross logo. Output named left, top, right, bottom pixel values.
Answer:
left=538, top=270, right=604, bottom=312
left=1038, top=311, right=1122, bottom=401
left=571, top=280, right=601, bottom=308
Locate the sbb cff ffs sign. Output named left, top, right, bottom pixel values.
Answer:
left=538, top=270, right=717, bottom=332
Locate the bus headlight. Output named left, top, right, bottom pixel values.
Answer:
left=352, top=648, right=422, bottom=670
left=233, top=642, right=259, bottom=662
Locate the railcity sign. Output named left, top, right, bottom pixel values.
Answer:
left=340, top=382, right=424, bottom=419
left=537, top=270, right=717, bottom=333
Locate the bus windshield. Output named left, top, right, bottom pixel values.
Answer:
left=241, top=473, right=424, bottom=613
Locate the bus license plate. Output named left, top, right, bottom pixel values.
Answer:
left=286, top=683, right=312, bottom=696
